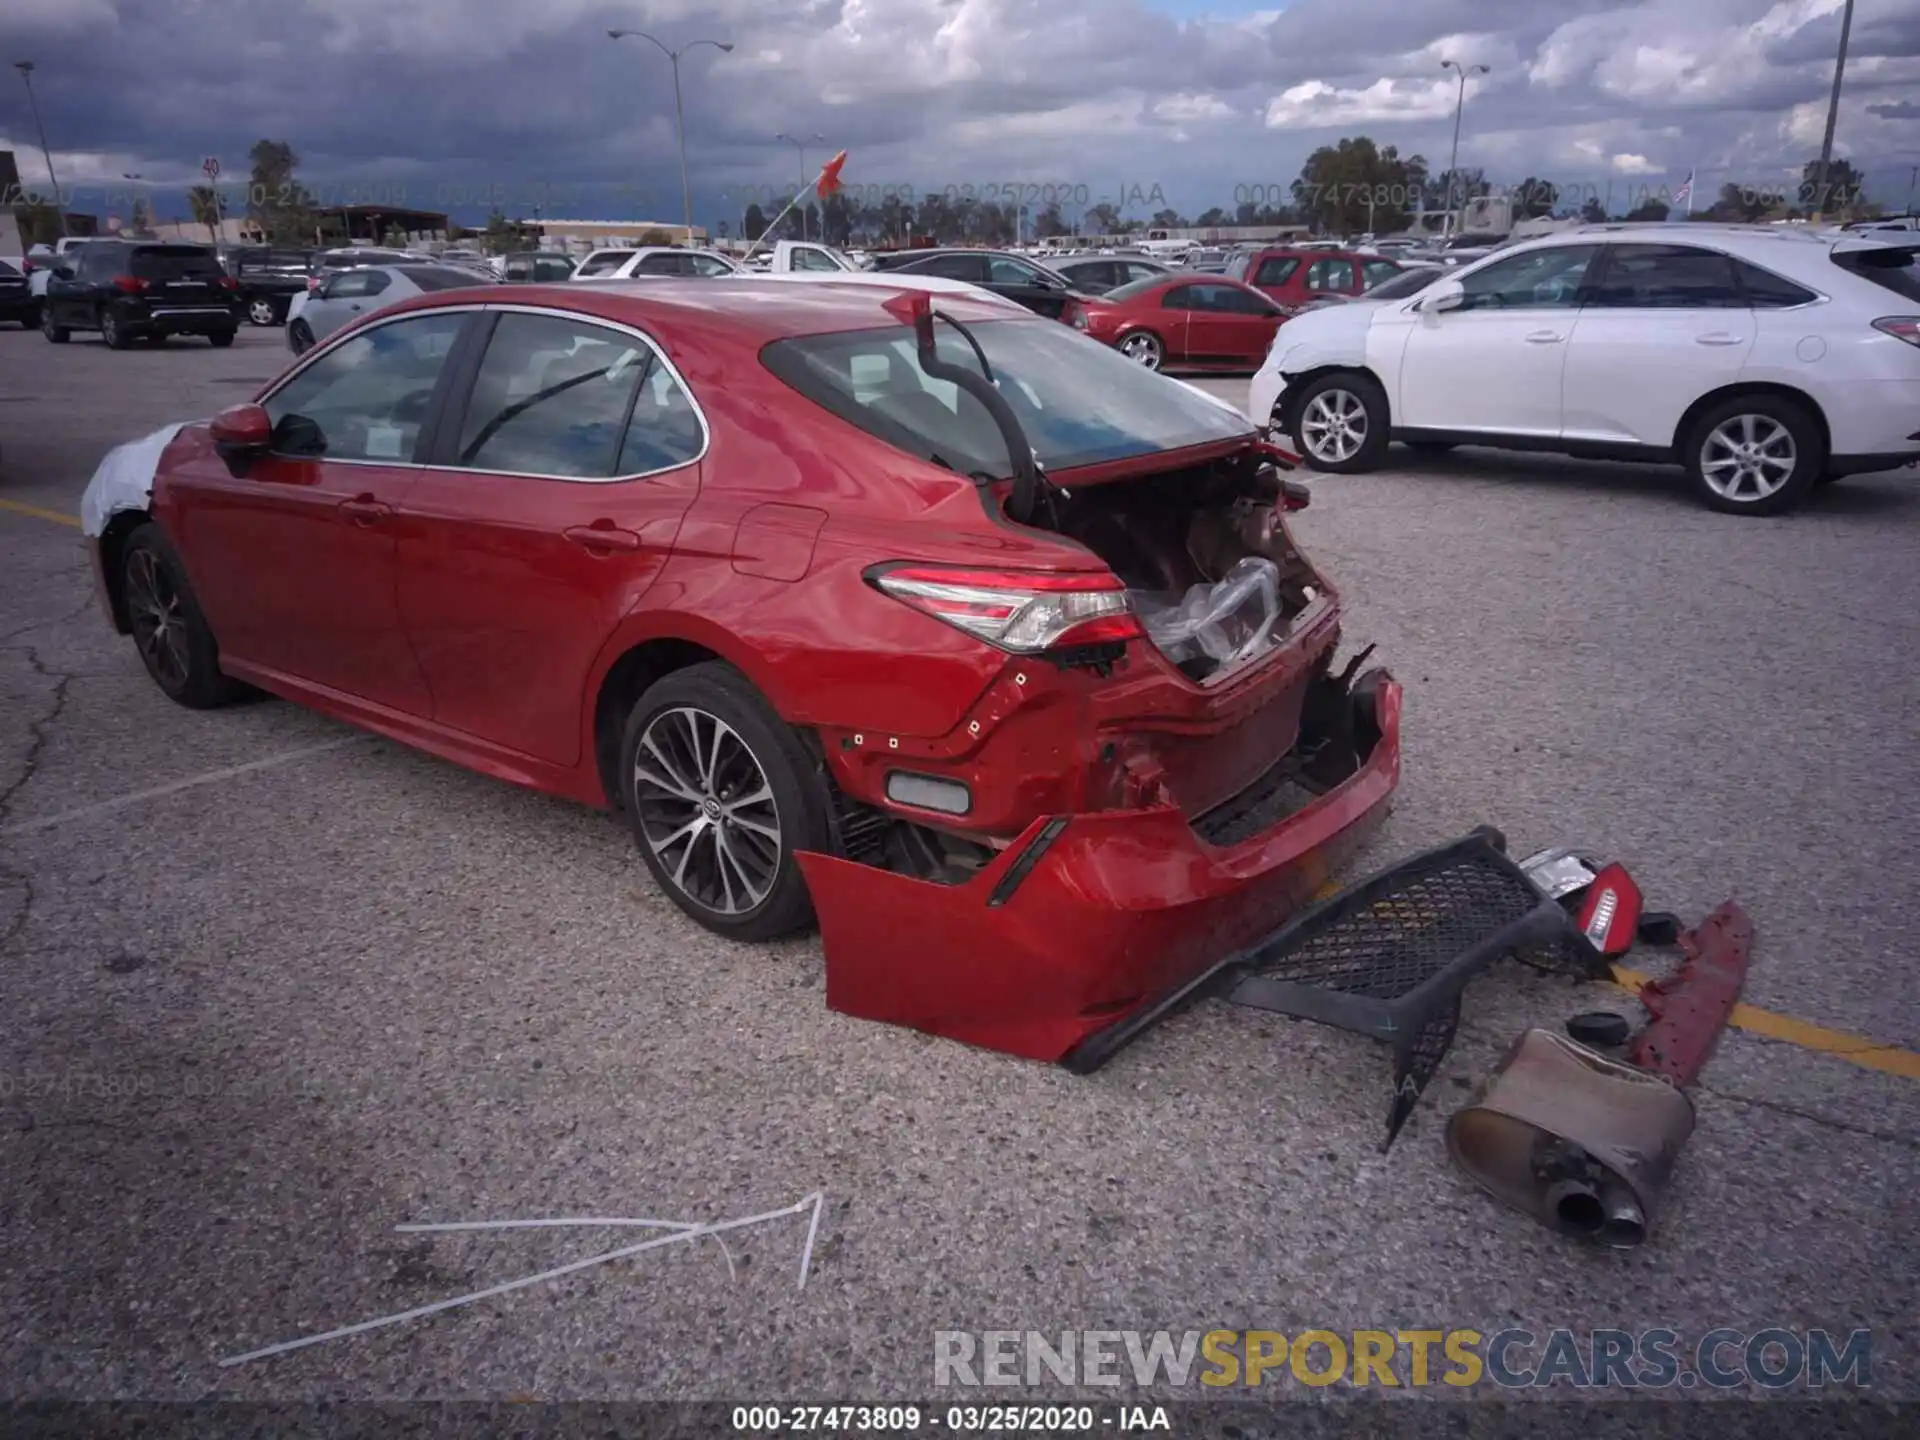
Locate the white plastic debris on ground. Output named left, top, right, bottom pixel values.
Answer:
left=79, top=422, right=189, bottom=538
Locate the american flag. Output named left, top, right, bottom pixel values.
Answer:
left=1673, top=169, right=1695, bottom=212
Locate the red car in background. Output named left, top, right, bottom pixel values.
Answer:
left=1065, top=273, right=1286, bottom=371
left=1225, top=248, right=1405, bottom=316
left=83, top=278, right=1399, bottom=1065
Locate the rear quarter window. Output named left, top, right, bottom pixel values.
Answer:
left=398, top=266, right=484, bottom=292
left=1832, top=244, right=1920, bottom=304
left=130, top=247, right=223, bottom=280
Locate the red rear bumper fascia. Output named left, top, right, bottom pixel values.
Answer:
left=797, top=674, right=1403, bottom=1062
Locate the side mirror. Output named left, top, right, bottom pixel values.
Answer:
left=210, top=403, right=274, bottom=473
left=1423, top=279, right=1466, bottom=313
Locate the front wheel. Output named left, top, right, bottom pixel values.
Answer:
left=42, top=307, right=70, bottom=344
left=100, top=308, right=132, bottom=350
left=1118, top=331, right=1164, bottom=370
left=208, top=329, right=236, bottom=348
left=619, top=662, right=832, bottom=942
left=119, top=525, right=247, bottom=709
left=287, top=320, right=314, bottom=355
left=1683, top=395, right=1823, bottom=516
left=1291, top=372, right=1390, bottom=473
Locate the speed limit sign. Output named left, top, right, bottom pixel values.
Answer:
left=202, top=156, right=221, bottom=181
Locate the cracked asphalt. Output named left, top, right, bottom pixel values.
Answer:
left=0, top=326, right=1915, bottom=1408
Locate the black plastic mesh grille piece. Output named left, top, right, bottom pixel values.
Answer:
left=1261, top=851, right=1542, bottom=1000
left=1386, top=999, right=1461, bottom=1146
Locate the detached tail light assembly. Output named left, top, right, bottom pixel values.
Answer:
left=868, top=564, right=1143, bottom=655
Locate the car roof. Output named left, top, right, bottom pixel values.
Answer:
left=383, top=276, right=1033, bottom=341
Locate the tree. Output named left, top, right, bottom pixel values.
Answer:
left=1511, top=177, right=1559, bottom=220
left=480, top=210, right=519, bottom=254
left=1083, top=201, right=1121, bottom=234
left=1149, top=207, right=1186, bottom=231
left=1579, top=196, right=1608, bottom=224
left=1294, top=136, right=1428, bottom=235
left=1193, top=206, right=1230, bottom=228
left=1031, top=202, right=1067, bottom=239
left=1703, top=182, right=1773, bottom=223
left=187, top=186, right=223, bottom=244
left=13, top=200, right=63, bottom=248
left=742, top=202, right=769, bottom=240
left=1624, top=199, right=1670, bottom=222
left=247, top=139, right=315, bottom=245
left=1802, top=156, right=1864, bottom=215
left=638, top=227, right=676, bottom=246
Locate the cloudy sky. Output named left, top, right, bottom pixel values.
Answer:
left=2, top=0, right=1915, bottom=229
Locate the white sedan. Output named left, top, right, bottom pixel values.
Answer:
left=1249, top=223, right=1920, bottom=515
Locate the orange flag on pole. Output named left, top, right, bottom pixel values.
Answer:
left=816, top=150, right=848, bottom=199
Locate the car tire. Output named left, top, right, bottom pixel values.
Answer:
left=247, top=297, right=278, bottom=326
left=20, top=303, right=40, bottom=329
left=119, top=524, right=247, bottom=710
left=1291, top=372, right=1390, bottom=474
left=42, top=308, right=69, bottom=344
left=619, top=661, right=831, bottom=943
left=209, top=329, right=236, bottom=348
left=288, top=320, right=314, bottom=355
left=100, top=308, right=132, bottom=350
left=1118, top=331, right=1164, bottom=370
left=1682, top=394, right=1824, bottom=517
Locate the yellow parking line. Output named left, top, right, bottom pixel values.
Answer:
left=0, top=497, right=82, bottom=528
left=1612, top=964, right=1920, bottom=1082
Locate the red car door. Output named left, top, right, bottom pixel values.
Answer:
left=165, top=309, right=470, bottom=714
left=1149, top=284, right=1197, bottom=361
left=1247, top=252, right=1305, bottom=309
left=392, top=308, right=703, bottom=767
left=1304, top=254, right=1361, bottom=303
left=1217, top=283, right=1285, bottom=363
left=1182, top=282, right=1261, bottom=361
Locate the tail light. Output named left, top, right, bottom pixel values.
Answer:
left=112, top=275, right=150, bottom=294
left=870, top=565, right=1143, bottom=654
left=1871, top=317, right=1920, bottom=346
left=1575, top=863, right=1644, bottom=958
left=217, top=275, right=240, bottom=291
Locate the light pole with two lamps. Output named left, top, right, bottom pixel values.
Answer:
left=1440, top=59, right=1490, bottom=237
left=606, top=28, right=733, bottom=246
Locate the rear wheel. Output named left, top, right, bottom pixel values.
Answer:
left=247, top=297, right=278, bottom=326
left=100, top=308, right=132, bottom=350
left=1682, top=395, right=1823, bottom=516
left=1291, top=372, right=1390, bottom=473
left=619, top=662, right=831, bottom=942
left=42, top=307, right=69, bottom=344
left=119, top=525, right=246, bottom=709
left=1118, top=331, right=1164, bottom=370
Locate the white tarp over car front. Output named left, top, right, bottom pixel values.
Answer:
left=80, top=423, right=188, bottom=538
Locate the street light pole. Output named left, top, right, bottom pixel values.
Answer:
left=777, top=131, right=826, bottom=241
left=1440, top=59, right=1489, bottom=237
left=13, top=60, right=67, bottom=239
left=608, top=29, right=733, bottom=246
left=1810, top=0, right=1855, bottom=219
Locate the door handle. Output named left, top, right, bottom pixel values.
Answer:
left=564, top=523, right=643, bottom=553
left=1525, top=330, right=1563, bottom=344
left=1695, top=333, right=1745, bottom=346
left=339, top=494, right=392, bottom=525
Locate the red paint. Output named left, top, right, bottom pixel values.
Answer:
left=1233, top=248, right=1400, bottom=316
left=1068, top=275, right=1285, bottom=370
left=1575, top=862, right=1644, bottom=957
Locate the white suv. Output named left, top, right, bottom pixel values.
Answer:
left=1249, top=224, right=1920, bottom=514
left=570, top=246, right=739, bottom=280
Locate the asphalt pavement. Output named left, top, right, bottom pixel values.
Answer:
left=0, top=326, right=1915, bottom=1405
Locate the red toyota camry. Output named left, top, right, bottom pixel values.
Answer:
left=84, top=278, right=1400, bottom=1063
left=1064, top=272, right=1286, bottom=372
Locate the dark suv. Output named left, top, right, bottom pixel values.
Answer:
left=868, top=248, right=1089, bottom=317
left=42, top=242, right=242, bottom=349
left=225, top=245, right=315, bottom=326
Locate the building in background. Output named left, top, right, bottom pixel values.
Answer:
left=533, top=219, right=706, bottom=254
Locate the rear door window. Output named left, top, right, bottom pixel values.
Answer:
left=1588, top=245, right=1744, bottom=308
left=398, top=266, right=481, bottom=292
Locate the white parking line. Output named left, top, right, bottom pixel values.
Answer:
left=0, top=735, right=372, bottom=838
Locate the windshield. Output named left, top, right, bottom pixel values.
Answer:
left=1833, top=243, right=1920, bottom=303
left=762, top=317, right=1251, bottom=479
left=1363, top=267, right=1441, bottom=300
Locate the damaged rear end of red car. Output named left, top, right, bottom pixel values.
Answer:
left=784, top=292, right=1401, bottom=1065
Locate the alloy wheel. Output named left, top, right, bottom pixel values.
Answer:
left=1300, top=388, right=1368, bottom=465
left=125, top=547, right=190, bottom=690
left=1699, top=414, right=1796, bottom=503
left=1120, top=333, right=1162, bottom=369
left=249, top=298, right=276, bottom=325
left=101, top=312, right=120, bottom=347
left=631, top=706, right=783, bottom=917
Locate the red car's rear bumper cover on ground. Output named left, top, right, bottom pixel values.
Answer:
left=798, top=675, right=1403, bottom=1063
